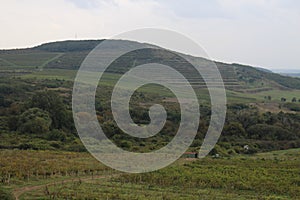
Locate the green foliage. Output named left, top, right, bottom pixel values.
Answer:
left=19, top=141, right=54, bottom=150
left=0, top=187, right=13, bottom=200
left=228, top=103, right=249, bottom=110
left=223, top=122, right=246, bottom=137
left=18, top=108, right=51, bottom=134
left=0, top=150, right=110, bottom=183
left=1, top=149, right=299, bottom=200
left=0, top=95, right=11, bottom=107
left=247, top=124, right=296, bottom=140
left=233, top=63, right=300, bottom=90
left=1, top=40, right=300, bottom=154
left=0, top=84, right=14, bottom=95
left=119, top=140, right=132, bottom=149
left=30, top=91, right=72, bottom=130
left=115, top=151, right=300, bottom=199
left=284, top=102, right=300, bottom=111
left=0, top=73, right=299, bottom=152
left=265, top=72, right=300, bottom=89
left=46, top=129, right=67, bottom=142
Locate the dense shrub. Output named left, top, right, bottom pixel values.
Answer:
left=17, top=108, right=51, bottom=134
left=0, top=188, right=13, bottom=200
left=247, top=124, right=296, bottom=140
left=284, top=102, right=300, bottom=112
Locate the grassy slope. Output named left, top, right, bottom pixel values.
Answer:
left=1, top=40, right=300, bottom=105
left=17, top=68, right=300, bottom=104
left=0, top=52, right=60, bottom=68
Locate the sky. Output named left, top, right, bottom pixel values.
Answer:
left=0, top=0, right=299, bottom=70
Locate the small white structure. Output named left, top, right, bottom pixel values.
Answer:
left=212, top=153, right=220, bottom=158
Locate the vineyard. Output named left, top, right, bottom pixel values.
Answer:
left=0, top=150, right=113, bottom=185
left=0, top=149, right=299, bottom=199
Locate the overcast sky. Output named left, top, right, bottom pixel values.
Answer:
left=1, top=0, right=299, bottom=70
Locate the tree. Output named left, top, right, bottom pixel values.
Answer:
left=292, top=97, right=297, bottom=102
left=30, top=91, right=71, bottom=129
left=237, top=109, right=261, bottom=129
left=247, top=124, right=296, bottom=141
left=47, top=129, right=67, bottom=142
left=264, top=96, right=272, bottom=101
left=222, top=122, right=246, bottom=137
left=281, top=97, right=286, bottom=102
left=0, top=95, right=5, bottom=107
left=267, top=96, right=272, bottom=101
left=18, top=108, right=51, bottom=134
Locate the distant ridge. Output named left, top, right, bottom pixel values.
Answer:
left=255, top=67, right=273, bottom=73
left=33, top=40, right=104, bottom=52
left=1, top=40, right=300, bottom=90
left=280, top=73, right=300, bottom=78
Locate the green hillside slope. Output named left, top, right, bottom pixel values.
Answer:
left=1, top=40, right=300, bottom=91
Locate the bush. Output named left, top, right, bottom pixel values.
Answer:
left=228, top=103, right=249, bottom=110
left=283, top=103, right=300, bottom=112
left=0, top=187, right=14, bottom=200
left=222, top=122, right=246, bottom=137
left=0, top=84, right=14, bottom=95
left=46, top=129, right=67, bottom=142
left=18, top=108, right=52, bottom=134
left=247, top=124, right=296, bottom=141
left=120, top=141, right=132, bottom=149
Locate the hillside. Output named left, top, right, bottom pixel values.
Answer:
left=1, top=40, right=300, bottom=152
left=1, top=40, right=300, bottom=92
left=280, top=73, right=300, bottom=78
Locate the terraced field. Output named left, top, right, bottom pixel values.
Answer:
left=1, top=40, right=300, bottom=102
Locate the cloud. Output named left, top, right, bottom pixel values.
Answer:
left=156, top=0, right=228, bottom=19
left=65, top=0, right=100, bottom=9
left=0, top=0, right=299, bottom=69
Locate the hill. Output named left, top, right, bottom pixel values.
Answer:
left=0, top=40, right=300, bottom=154
left=1, top=40, right=300, bottom=91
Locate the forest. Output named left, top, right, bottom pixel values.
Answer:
left=0, top=76, right=300, bottom=155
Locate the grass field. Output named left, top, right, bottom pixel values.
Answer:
left=19, top=69, right=77, bottom=81
left=0, top=52, right=62, bottom=68
left=0, top=149, right=299, bottom=199
left=232, top=89, right=300, bottom=103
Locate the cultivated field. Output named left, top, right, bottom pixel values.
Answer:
left=0, top=149, right=299, bottom=199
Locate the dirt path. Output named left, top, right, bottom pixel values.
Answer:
left=13, top=175, right=116, bottom=200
